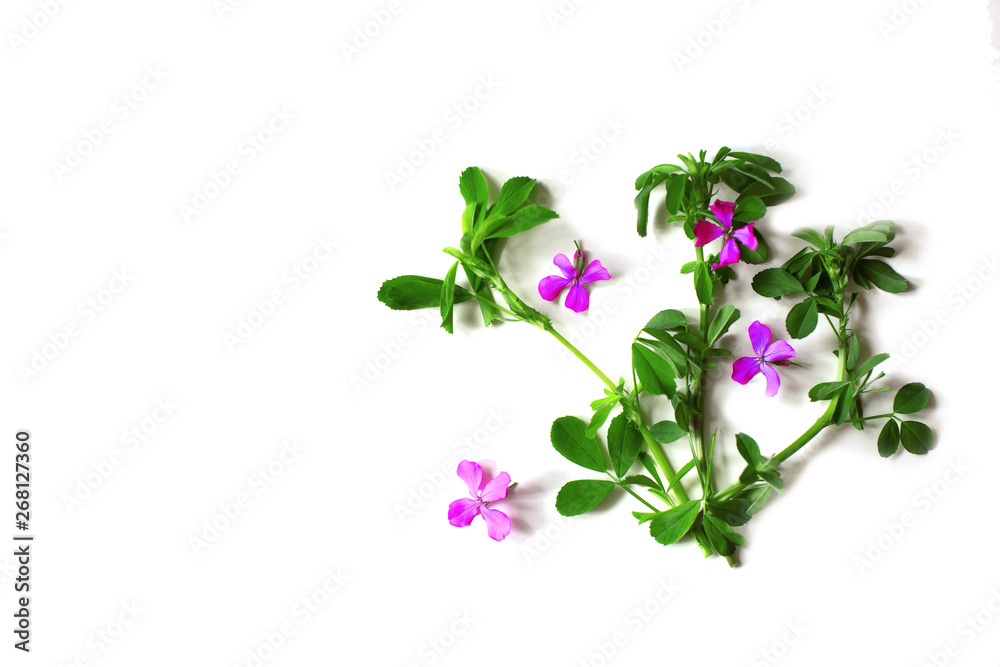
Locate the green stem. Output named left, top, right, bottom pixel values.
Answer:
left=548, top=324, right=713, bottom=556
left=547, top=328, right=617, bottom=391
left=618, top=482, right=659, bottom=512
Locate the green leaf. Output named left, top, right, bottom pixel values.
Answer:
left=551, top=416, right=606, bottom=473
left=622, top=474, right=660, bottom=489
left=634, top=173, right=669, bottom=237
left=637, top=452, right=663, bottom=488
left=900, top=421, right=933, bottom=455
left=470, top=205, right=557, bottom=250
left=459, top=167, right=488, bottom=208
left=878, top=420, right=900, bottom=458
left=809, top=381, right=851, bottom=401
left=632, top=343, right=677, bottom=397
left=708, top=305, right=740, bottom=344
left=638, top=332, right=694, bottom=376
left=440, top=262, right=459, bottom=333
left=743, top=485, right=774, bottom=516
left=646, top=309, right=688, bottom=331
left=664, top=175, right=688, bottom=214
left=378, top=275, right=474, bottom=311
left=650, top=421, right=687, bottom=444
left=490, top=176, right=535, bottom=218
left=894, top=382, right=930, bottom=414
left=739, top=227, right=770, bottom=265
left=752, top=268, right=804, bottom=298
left=607, top=414, right=642, bottom=478
left=649, top=500, right=701, bottom=546
left=792, top=228, right=826, bottom=248
left=846, top=332, right=861, bottom=370
left=556, top=480, right=616, bottom=516
left=856, top=353, right=890, bottom=379
left=704, top=513, right=747, bottom=547
left=706, top=498, right=753, bottom=526
left=758, top=469, right=785, bottom=491
left=856, top=260, right=908, bottom=293
left=585, top=403, right=615, bottom=439
left=843, top=229, right=889, bottom=245
left=736, top=433, right=761, bottom=468
left=786, top=299, right=819, bottom=339
left=694, top=263, right=713, bottom=305
left=741, top=176, right=796, bottom=206
left=729, top=151, right=782, bottom=174
left=734, top=195, right=766, bottom=222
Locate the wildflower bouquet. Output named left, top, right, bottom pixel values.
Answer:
left=377, top=148, right=933, bottom=564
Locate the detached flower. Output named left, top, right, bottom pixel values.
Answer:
left=447, top=460, right=512, bottom=541
left=693, top=200, right=758, bottom=269
left=538, top=242, right=610, bottom=313
left=732, top=321, right=795, bottom=397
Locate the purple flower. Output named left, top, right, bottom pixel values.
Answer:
left=693, top=200, right=758, bottom=269
left=538, top=243, right=611, bottom=313
left=732, top=321, right=796, bottom=397
left=447, top=460, right=512, bottom=541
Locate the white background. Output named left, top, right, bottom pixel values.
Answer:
left=2, top=1, right=999, bottom=665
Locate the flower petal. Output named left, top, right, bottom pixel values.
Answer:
left=712, top=238, right=741, bottom=269
left=732, top=222, right=758, bottom=250
left=760, top=363, right=782, bottom=397
left=480, top=472, right=511, bottom=502
left=763, top=339, right=796, bottom=363
left=731, top=356, right=762, bottom=385
left=480, top=506, right=512, bottom=541
left=456, top=460, right=482, bottom=496
left=748, top=321, right=772, bottom=357
left=448, top=498, right=480, bottom=527
left=710, top=200, right=735, bottom=229
left=538, top=275, right=573, bottom=302
left=693, top=221, right=725, bottom=246
left=564, top=281, right=590, bottom=313
left=553, top=253, right=576, bottom=280
left=580, top=260, right=611, bottom=284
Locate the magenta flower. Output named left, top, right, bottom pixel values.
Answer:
left=693, top=200, right=758, bottom=269
left=447, top=460, right=512, bottom=541
left=732, top=321, right=796, bottom=397
left=538, top=243, right=610, bottom=313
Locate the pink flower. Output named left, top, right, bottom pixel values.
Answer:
left=538, top=243, right=611, bottom=313
left=693, top=200, right=758, bottom=269
left=447, top=460, right=512, bottom=541
left=732, top=321, right=796, bottom=397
